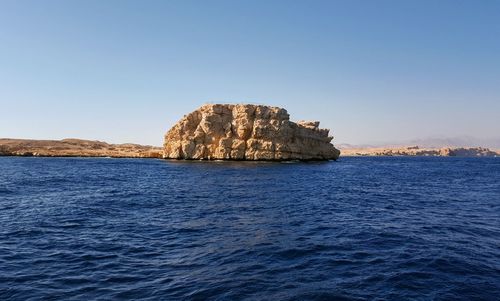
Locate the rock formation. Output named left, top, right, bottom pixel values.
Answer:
left=0, top=139, right=162, bottom=158
left=339, top=145, right=499, bottom=157
left=163, top=104, right=340, bottom=161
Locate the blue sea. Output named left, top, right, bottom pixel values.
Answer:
left=0, top=157, right=499, bottom=300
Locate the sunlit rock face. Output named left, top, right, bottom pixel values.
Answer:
left=163, top=104, right=340, bottom=161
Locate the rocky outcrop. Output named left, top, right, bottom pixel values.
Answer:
left=163, top=104, right=340, bottom=161
left=340, top=145, right=499, bottom=157
left=0, top=139, right=163, bottom=158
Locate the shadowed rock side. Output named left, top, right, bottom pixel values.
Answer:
left=163, top=104, right=340, bottom=161
left=0, top=139, right=163, bottom=158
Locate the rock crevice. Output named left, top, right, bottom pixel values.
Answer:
left=163, top=104, right=340, bottom=161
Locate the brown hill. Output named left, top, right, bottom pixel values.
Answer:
left=0, top=138, right=162, bottom=158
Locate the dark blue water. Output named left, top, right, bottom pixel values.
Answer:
left=1, top=157, right=499, bottom=300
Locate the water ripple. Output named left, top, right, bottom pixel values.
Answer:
left=0, top=157, right=499, bottom=300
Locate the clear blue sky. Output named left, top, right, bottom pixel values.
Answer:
left=1, top=0, right=499, bottom=146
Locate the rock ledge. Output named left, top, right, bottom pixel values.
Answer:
left=163, top=104, right=340, bottom=161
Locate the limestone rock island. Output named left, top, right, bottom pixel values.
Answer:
left=163, top=104, right=341, bottom=161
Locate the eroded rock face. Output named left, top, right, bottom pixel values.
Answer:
left=163, top=104, right=340, bottom=161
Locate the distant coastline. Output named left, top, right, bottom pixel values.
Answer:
left=0, top=138, right=162, bottom=158
left=340, top=145, right=499, bottom=157
left=1, top=138, right=499, bottom=158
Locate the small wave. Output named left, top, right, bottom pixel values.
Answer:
left=274, top=247, right=317, bottom=260
left=288, top=291, right=364, bottom=301
left=0, top=187, right=14, bottom=194
left=1, top=156, right=499, bottom=300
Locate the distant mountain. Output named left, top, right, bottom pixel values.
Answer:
left=405, top=136, right=500, bottom=149
left=340, top=146, right=498, bottom=157
left=336, top=143, right=377, bottom=149
left=338, top=136, right=500, bottom=150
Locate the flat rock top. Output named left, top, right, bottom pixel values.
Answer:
left=163, top=104, right=340, bottom=161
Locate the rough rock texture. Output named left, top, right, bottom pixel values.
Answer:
left=163, top=104, right=340, bottom=161
left=340, top=145, right=499, bottom=157
left=0, top=139, right=163, bottom=158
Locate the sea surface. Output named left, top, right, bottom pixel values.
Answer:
left=0, top=157, right=499, bottom=300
